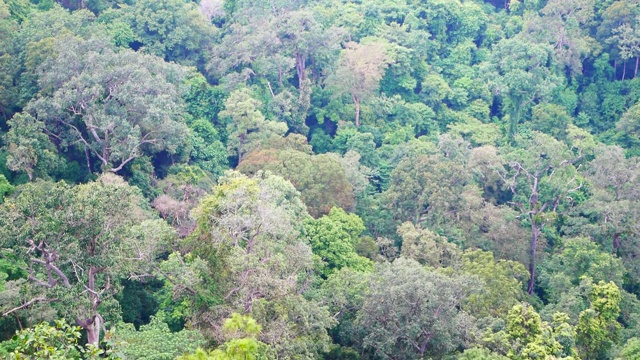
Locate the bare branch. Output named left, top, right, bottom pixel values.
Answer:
left=3, top=297, right=54, bottom=317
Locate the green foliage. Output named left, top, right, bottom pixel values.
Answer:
left=179, top=314, right=271, bottom=360
left=3, top=112, right=61, bottom=181
left=461, top=249, right=528, bottom=318
left=0, top=319, right=116, bottom=360
left=112, top=314, right=205, bottom=360
left=482, top=303, right=578, bottom=360
left=456, top=347, right=509, bottom=359
left=238, top=149, right=355, bottom=217
left=355, top=258, right=479, bottom=359
left=103, top=0, right=214, bottom=66
left=540, top=237, right=625, bottom=304
left=27, top=36, right=189, bottom=174
left=219, top=88, right=287, bottom=162
left=305, top=207, right=373, bottom=277
left=576, top=281, right=622, bottom=360
left=0, top=175, right=176, bottom=344
left=620, top=337, right=640, bottom=360
left=0, top=174, right=12, bottom=202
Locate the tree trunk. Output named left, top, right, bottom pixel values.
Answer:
left=85, top=265, right=101, bottom=345
left=635, top=56, right=639, bottom=78
left=238, top=135, right=245, bottom=163
left=623, top=60, right=627, bottom=80
left=527, top=220, right=538, bottom=295
left=86, top=316, right=101, bottom=346
left=84, top=147, right=92, bottom=174
left=613, top=233, right=621, bottom=257
left=295, top=52, right=306, bottom=90
left=508, top=98, right=522, bottom=143
left=353, top=95, right=361, bottom=127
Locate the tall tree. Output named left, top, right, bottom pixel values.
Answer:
left=219, top=88, right=287, bottom=162
left=499, top=132, right=582, bottom=294
left=487, top=37, right=560, bottom=140
left=27, top=37, right=189, bottom=173
left=527, top=0, right=596, bottom=74
left=0, top=175, right=175, bottom=344
left=326, top=40, right=393, bottom=127
left=109, top=0, right=215, bottom=66
left=3, top=112, right=60, bottom=181
left=190, top=171, right=333, bottom=358
left=355, top=258, right=478, bottom=359
left=238, top=148, right=356, bottom=217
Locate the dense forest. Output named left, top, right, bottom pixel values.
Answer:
left=3, top=0, right=640, bottom=358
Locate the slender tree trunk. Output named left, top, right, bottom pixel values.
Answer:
left=238, top=134, right=245, bottom=163
left=623, top=60, right=627, bottom=80
left=635, top=56, right=639, bottom=78
left=509, top=100, right=521, bottom=144
left=85, top=265, right=101, bottom=345
left=527, top=181, right=540, bottom=296
left=295, top=52, right=306, bottom=90
left=84, top=147, right=92, bottom=174
left=528, top=220, right=538, bottom=295
left=353, top=95, right=361, bottom=127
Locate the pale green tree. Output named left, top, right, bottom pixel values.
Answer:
left=27, top=36, right=189, bottom=173
left=326, top=40, right=394, bottom=127
left=3, top=113, right=60, bottom=181
left=355, top=258, right=479, bottom=359
left=219, top=88, right=287, bottom=162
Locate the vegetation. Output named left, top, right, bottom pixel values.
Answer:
left=2, top=0, right=640, bottom=359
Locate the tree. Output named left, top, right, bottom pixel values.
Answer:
left=238, top=149, right=355, bottom=217
left=620, top=337, right=640, bottom=360
left=27, top=36, right=189, bottom=173
left=576, top=281, right=622, bottom=359
left=312, top=268, right=371, bottom=350
left=110, top=0, right=214, bottom=66
left=219, top=88, right=287, bottom=162
left=1, top=319, right=116, bottom=359
left=190, top=171, right=333, bottom=358
left=529, top=0, right=596, bottom=74
left=398, top=221, right=460, bottom=268
left=191, top=171, right=312, bottom=314
left=461, top=249, right=528, bottom=319
left=326, top=40, right=393, bottom=127
left=504, top=304, right=577, bottom=360
left=0, top=0, right=18, bottom=122
left=179, top=314, right=272, bottom=360
left=304, top=207, right=373, bottom=277
left=611, top=18, right=640, bottom=79
left=567, top=145, right=640, bottom=276
left=3, top=112, right=60, bottom=181
left=112, top=314, right=205, bottom=360
left=0, top=175, right=176, bottom=345
left=382, top=137, right=475, bottom=239
left=499, top=132, right=582, bottom=294
left=355, top=258, right=478, bottom=359
left=457, top=348, right=509, bottom=360
left=539, top=237, right=625, bottom=306
left=487, top=37, right=560, bottom=140
left=275, top=10, right=344, bottom=126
